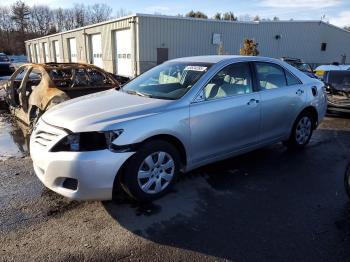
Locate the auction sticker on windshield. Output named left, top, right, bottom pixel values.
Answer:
left=184, top=66, right=208, bottom=71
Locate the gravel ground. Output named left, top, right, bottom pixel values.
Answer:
left=0, top=113, right=350, bottom=262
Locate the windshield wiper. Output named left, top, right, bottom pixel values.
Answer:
left=125, top=90, right=151, bottom=97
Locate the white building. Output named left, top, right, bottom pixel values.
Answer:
left=25, top=14, right=350, bottom=77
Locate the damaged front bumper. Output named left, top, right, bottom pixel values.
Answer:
left=30, top=119, right=135, bottom=200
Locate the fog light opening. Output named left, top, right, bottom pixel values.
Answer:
left=62, top=178, right=78, bottom=191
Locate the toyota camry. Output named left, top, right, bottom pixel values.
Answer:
left=30, top=56, right=327, bottom=202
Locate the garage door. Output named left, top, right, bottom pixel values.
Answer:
left=68, top=38, right=77, bottom=63
left=114, top=29, right=132, bottom=76
left=29, top=45, right=35, bottom=63
left=43, top=42, right=49, bottom=63
left=90, top=34, right=103, bottom=68
left=34, top=44, right=40, bottom=63
left=53, top=41, right=61, bottom=62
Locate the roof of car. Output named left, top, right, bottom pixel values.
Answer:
left=19, top=62, right=103, bottom=70
left=168, top=55, right=280, bottom=64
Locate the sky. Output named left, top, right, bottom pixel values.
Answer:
left=1, top=0, right=350, bottom=27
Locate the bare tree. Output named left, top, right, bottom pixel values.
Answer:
left=53, top=8, right=65, bottom=32
left=214, top=12, right=222, bottom=20
left=64, top=8, right=76, bottom=30
left=89, top=4, right=112, bottom=24
left=186, top=10, right=208, bottom=19
left=115, top=8, right=131, bottom=18
left=223, top=12, right=237, bottom=21
left=253, top=15, right=260, bottom=21
left=0, top=6, right=12, bottom=51
left=73, top=4, right=88, bottom=28
left=29, top=5, right=53, bottom=36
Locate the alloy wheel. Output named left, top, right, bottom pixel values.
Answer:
left=137, top=151, right=175, bottom=194
left=295, top=116, right=312, bottom=145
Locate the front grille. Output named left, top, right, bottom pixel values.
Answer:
left=33, top=130, right=60, bottom=148
left=31, top=119, right=69, bottom=151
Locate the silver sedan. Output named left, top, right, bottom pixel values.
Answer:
left=30, top=56, right=327, bottom=201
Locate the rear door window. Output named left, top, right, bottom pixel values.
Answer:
left=255, top=62, right=287, bottom=90
left=285, top=71, right=301, bottom=86
left=204, top=62, right=253, bottom=100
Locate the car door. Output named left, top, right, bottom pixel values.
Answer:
left=189, top=62, right=261, bottom=164
left=5, top=66, right=30, bottom=107
left=254, top=62, right=306, bottom=143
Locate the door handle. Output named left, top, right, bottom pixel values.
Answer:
left=247, top=98, right=259, bottom=105
left=296, top=89, right=304, bottom=95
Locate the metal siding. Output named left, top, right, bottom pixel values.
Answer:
left=26, top=15, right=350, bottom=74
left=25, top=17, right=133, bottom=73
left=138, top=16, right=350, bottom=71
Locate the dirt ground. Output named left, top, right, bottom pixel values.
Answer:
left=0, top=112, right=350, bottom=262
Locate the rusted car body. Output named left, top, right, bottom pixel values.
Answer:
left=1, top=63, right=126, bottom=127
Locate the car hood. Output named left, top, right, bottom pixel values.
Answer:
left=42, top=90, right=173, bottom=132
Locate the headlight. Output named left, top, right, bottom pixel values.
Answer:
left=51, top=129, right=124, bottom=152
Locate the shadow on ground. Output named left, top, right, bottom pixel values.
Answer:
left=103, top=124, right=350, bottom=261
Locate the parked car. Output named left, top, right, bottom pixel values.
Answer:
left=0, top=53, right=15, bottom=77
left=315, top=64, right=350, bottom=80
left=1, top=63, right=127, bottom=127
left=281, top=57, right=317, bottom=79
left=323, top=70, right=350, bottom=113
left=345, top=162, right=350, bottom=199
left=30, top=56, right=327, bottom=202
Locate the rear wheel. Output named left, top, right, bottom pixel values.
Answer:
left=284, top=111, right=314, bottom=149
left=121, top=140, right=181, bottom=202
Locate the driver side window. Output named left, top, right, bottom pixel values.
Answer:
left=204, top=63, right=253, bottom=100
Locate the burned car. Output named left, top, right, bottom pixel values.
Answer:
left=281, top=57, right=317, bottom=79
left=324, top=70, right=350, bottom=113
left=1, top=63, right=127, bottom=127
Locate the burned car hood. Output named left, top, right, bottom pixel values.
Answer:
left=41, top=89, right=173, bottom=132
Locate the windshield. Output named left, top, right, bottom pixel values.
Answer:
left=122, top=62, right=212, bottom=100
left=0, top=55, right=10, bottom=62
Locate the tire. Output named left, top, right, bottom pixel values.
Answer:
left=284, top=111, right=314, bottom=149
left=121, top=140, right=181, bottom=202
left=344, top=162, right=350, bottom=199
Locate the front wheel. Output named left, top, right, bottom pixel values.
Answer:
left=284, top=111, right=314, bottom=149
left=121, top=140, right=181, bottom=202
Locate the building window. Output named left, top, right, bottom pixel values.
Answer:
left=321, top=43, right=327, bottom=51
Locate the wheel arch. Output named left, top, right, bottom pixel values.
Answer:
left=112, top=133, right=188, bottom=199
left=298, top=106, right=319, bottom=129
